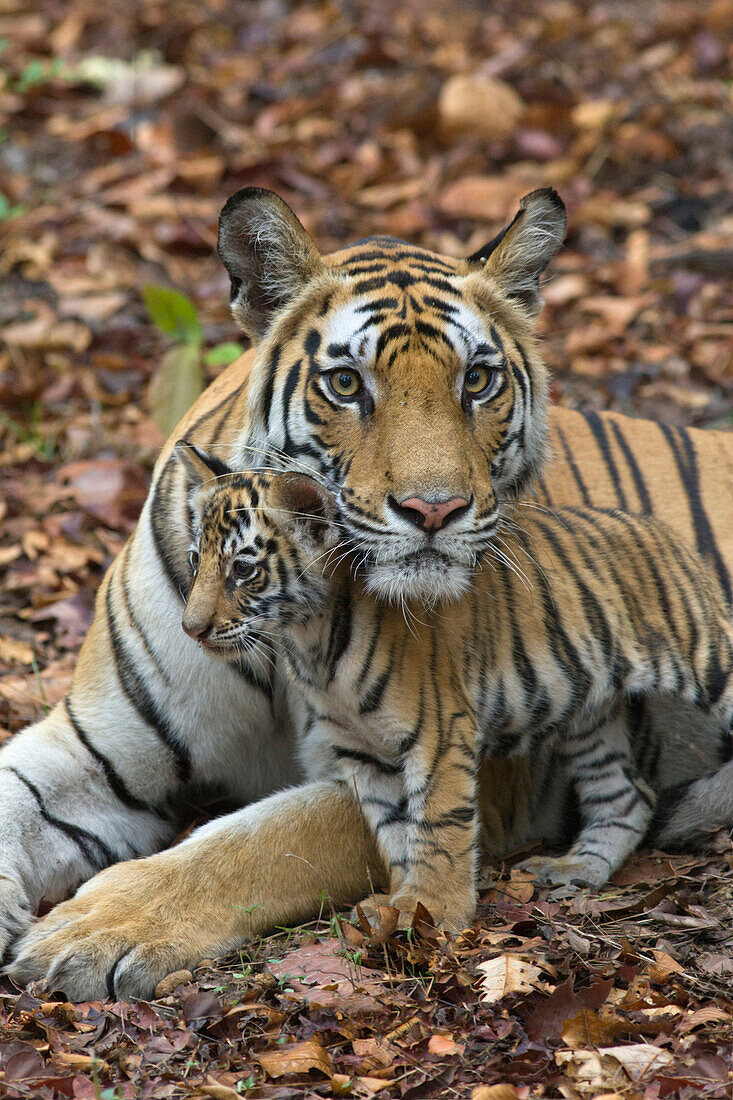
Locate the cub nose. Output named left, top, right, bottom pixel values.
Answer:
left=389, top=495, right=471, bottom=532
left=182, top=617, right=213, bottom=641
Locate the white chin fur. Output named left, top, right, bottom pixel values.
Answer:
left=364, top=558, right=472, bottom=606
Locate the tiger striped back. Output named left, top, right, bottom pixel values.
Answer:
left=543, top=407, right=733, bottom=608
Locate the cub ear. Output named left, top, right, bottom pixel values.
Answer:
left=217, top=187, right=324, bottom=341
left=269, top=474, right=338, bottom=549
left=173, top=440, right=232, bottom=488
left=468, top=188, right=566, bottom=318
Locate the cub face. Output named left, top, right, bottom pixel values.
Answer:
left=217, top=186, right=566, bottom=606
left=173, top=442, right=338, bottom=660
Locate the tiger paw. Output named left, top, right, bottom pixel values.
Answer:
left=517, top=854, right=610, bottom=887
left=354, top=891, right=474, bottom=933
left=355, top=893, right=412, bottom=933
left=6, top=858, right=208, bottom=1001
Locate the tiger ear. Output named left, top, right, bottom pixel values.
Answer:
left=217, top=188, right=324, bottom=341
left=173, top=440, right=231, bottom=488
left=468, top=188, right=566, bottom=318
left=268, top=474, right=338, bottom=550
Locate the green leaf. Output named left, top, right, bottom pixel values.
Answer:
left=205, top=341, right=244, bottom=367
left=0, top=192, right=25, bottom=221
left=148, top=344, right=205, bottom=437
left=16, top=59, right=47, bottom=93
left=143, top=285, right=203, bottom=345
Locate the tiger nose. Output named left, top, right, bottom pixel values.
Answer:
left=390, top=495, right=471, bottom=532
left=182, top=616, right=213, bottom=641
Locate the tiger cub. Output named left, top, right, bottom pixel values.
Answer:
left=174, top=440, right=733, bottom=928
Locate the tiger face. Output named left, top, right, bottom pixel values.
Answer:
left=174, top=442, right=337, bottom=659
left=218, top=186, right=566, bottom=604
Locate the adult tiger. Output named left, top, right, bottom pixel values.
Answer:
left=3, top=188, right=733, bottom=1000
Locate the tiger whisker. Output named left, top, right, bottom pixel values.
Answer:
left=296, top=540, right=352, bottom=580
left=492, top=534, right=534, bottom=593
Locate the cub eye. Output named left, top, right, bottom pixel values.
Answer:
left=188, top=550, right=199, bottom=574
left=231, top=559, right=258, bottom=582
left=463, top=366, right=497, bottom=399
left=328, top=368, right=362, bottom=399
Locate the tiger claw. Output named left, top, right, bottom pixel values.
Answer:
left=517, top=854, right=609, bottom=887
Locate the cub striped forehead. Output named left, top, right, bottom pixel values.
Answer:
left=172, top=440, right=338, bottom=550
left=172, top=441, right=270, bottom=543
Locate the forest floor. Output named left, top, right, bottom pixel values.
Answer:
left=1, top=0, right=732, bottom=1096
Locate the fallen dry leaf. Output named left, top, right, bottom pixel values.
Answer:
left=428, top=1033, right=464, bottom=1056
left=268, top=940, right=385, bottom=1014
left=438, top=74, right=524, bottom=140
left=556, top=1044, right=673, bottom=1094
left=200, top=1078, right=240, bottom=1100
left=478, top=955, right=550, bottom=1004
left=439, top=177, right=529, bottom=223
left=677, top=1005, right=731, bottom=1032
left=331, top=1073, right=395, bottom=1095
left=561, top=1007, right=628, bottom=1049
left=256, top=1037, right=333, bottom=1080
left=0, top=636, right=34, bottom=665
left=471, top=1087, right=522, bottom=1100
left=154, top=969, right=194, bottom=998
left=647, top=950, right=685, bottom=984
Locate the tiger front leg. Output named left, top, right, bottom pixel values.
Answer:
left=520, top=710, right=655, bottom=887
left=379, top=708, right=480, bottom=931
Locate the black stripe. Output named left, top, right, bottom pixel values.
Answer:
left=64, top=696, right=166, bottom=818
left=572, top=851, right=613, bottom=866
left=280, top=356, right=303, bottom=454
left=4, top=767, right=116, bottom=869
left=261, top=346, right=280, bottom=438
left=325, top=581, right=352, bottom=677
left=533, top=516, right=617, bottom=682
left=149, top=456, right=187, bottom=594
left=375, top=323, right=411, bottom=359
left=105, top=580, right=192, bottom=781
left=359, top=668, right=391, bottom=715
left=585, top=412, right=628, bottom=510
left=608, top=420, right=652, bottom=514
left=555, top=425, right=591, bottom=506
left=534, top=472, right=552, bottom=506
left=119, top=546, right=170, bottom=684
left=333, top=746, right=400, bottom=776
left=356, top=606, right=386, bottom=687
left=659, top=424, right=731, bottom=607
left=564, top=509, right=662, bottom=668
left=341, top=246, right=457, bottom=273
left=398, top=677, right=426, bottom=756
left=415, top=319, right=453, bottom=347
left=232, top=655, right=274, bottom=700
left=426, top=805, right=476, bottom=828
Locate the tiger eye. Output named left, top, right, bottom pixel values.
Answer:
left=231, top=559, right=258, bottom=582
left=329, top=369, right=362, bottom=398
left=464, top=366, right=494, bottom=396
